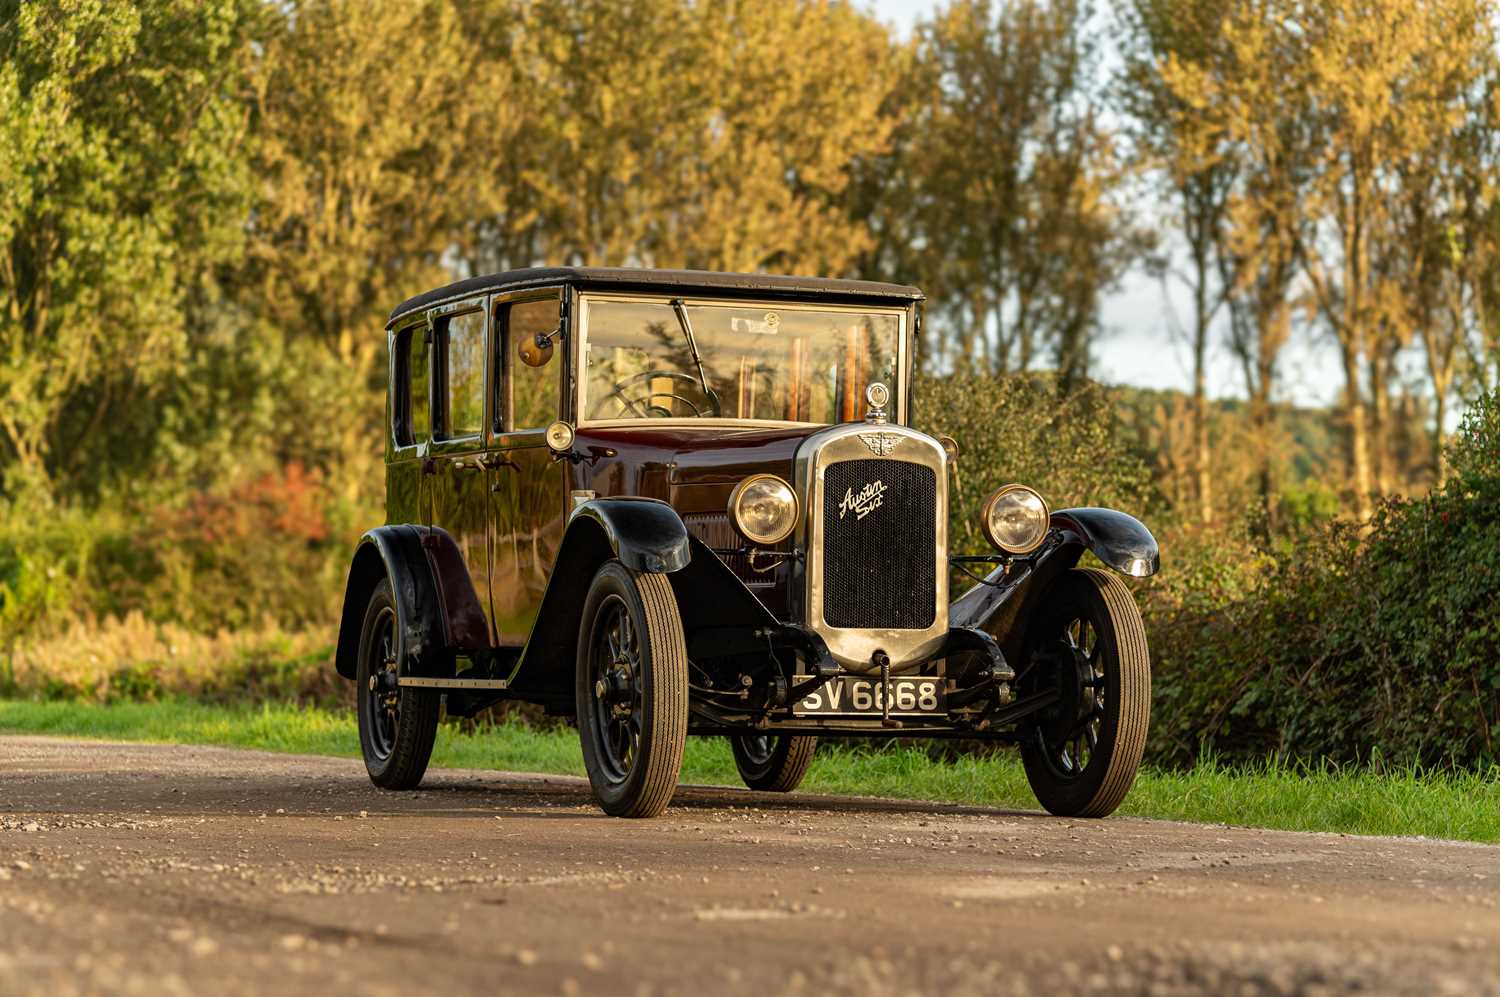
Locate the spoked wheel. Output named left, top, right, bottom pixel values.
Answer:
left=355, top=579, right=440, bottom=789
left=730, top=734, right=818, bottom=792
left=576, top=560, right=688, bottom=818
left=1018, top=568, right=1150, bottom=818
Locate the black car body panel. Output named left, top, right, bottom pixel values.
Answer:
left=1051, top=508, right=1161, bottom=578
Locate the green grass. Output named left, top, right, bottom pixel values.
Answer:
left=2, top=698, right=1497, bottom=843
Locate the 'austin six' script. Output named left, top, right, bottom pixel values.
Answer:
left=838, top=480, right=887, bottom=520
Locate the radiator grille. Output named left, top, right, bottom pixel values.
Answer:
left=821, top=459, right=936, bottom=629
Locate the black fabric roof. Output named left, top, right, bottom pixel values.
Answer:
left=386, top=266, right=923, bottom=327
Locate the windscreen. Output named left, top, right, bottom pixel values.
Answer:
left=580, top=297, right=901, bottom=424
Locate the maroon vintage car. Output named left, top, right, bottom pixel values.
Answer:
left=334, top=267, right=1159, bottom=818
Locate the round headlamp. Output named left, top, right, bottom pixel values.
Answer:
left=981, top=484, right=1050, bottom=554
left=728, top=474, right=798, bottom=546
left=544, top=419, right=575, bottom=453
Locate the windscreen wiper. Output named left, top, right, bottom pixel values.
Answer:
left=670, top=299, right=722, bottom=416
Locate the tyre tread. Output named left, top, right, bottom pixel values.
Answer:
left=1074, top=567, right=1151, bottom=817
left=625, top=568, right=689, bottom=817
left=733, top=735, right=818, bottom=792
left=356, top=579, right=440, bottom=791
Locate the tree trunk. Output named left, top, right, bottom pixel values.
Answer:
left=1244, top=388, right=1270, bottom=537
left=1193, top=314, right=1212, bottom=526
left=1368, top=345, right=1394, bottom=494
left=1342, top=342, right=1374, bottom=522
left=1432, top=389, right=1448, bottom=486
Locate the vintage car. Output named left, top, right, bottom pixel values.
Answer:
left=335, top=267, right=1158, bottom=818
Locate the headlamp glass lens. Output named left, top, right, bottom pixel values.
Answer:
left=733, top=476, right=797, bottom=544
left=987, top=487, right=1048, bottom=552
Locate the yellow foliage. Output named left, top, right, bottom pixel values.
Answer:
left=6, top=613, right=333, bottom=704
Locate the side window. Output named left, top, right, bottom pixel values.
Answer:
left=439, top=310, right=485, bottom=439
left=502, top=295, right=561, bottom=431
left=396, top=324, right=430, bottom=446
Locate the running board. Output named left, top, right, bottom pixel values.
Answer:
left=398, top=677, right=509, bottom=690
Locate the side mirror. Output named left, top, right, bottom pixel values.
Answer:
left=936, top=434, right=960, bottom=487
left=518, top=325, right=561, bottom=368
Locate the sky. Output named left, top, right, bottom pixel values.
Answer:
left=867, top=0, right=1351, bottom=409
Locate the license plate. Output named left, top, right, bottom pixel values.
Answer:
left=792, top=675, right=945, bottom=717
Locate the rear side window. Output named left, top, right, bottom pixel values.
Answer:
left=439, top=310, right=485, bottom=439
left=395, top=325, right=430, bottom=446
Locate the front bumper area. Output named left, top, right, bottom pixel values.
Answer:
left=687, top=622, right=1025, bottom=737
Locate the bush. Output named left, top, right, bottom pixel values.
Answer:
left=913, top=371, right=1159, bottom=554
left=0, top=463, right=357, bottom=643
left=0, top=613, right=340, bottom=706
left=1146, top=392, right=1500, bottom=770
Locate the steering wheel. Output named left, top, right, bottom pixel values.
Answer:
left=591, top=369, right=722, bottom=419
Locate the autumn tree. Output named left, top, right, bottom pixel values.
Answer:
left=1164, top=0, right=1311, bottom=530
left=0, top=0, right=254, bottom=503
left=1419, top=26, right=1500, bottom=482
left=1292, top=0, right=1487, bottom=519
left=1120, top=0, right=1238, bottom=525
left=488, top=0, right=901, bottom=277
left=238, top=0, right=526, bottom=488
left=899, top=0, right=1137, bottom=378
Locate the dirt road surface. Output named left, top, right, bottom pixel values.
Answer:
left=1, top=736, right=1497, bottom=996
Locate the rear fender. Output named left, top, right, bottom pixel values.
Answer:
left=333, top=525, right=488, bottom=680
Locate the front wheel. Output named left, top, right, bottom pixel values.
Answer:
left=355, top=579, right=440, bottom=790
left=576, top=560, right=689, bottom=818
left=730, top=734, right=817, bottom=792
left=1018, top=568, right=1150, bottom=818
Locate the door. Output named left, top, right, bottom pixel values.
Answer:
left=426, top=302, right=496, bottom=644
left=387, top=318, right=430, bottom=527
left=489, top=291, right=567, bottom=647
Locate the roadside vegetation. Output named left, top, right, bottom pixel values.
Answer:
left=4, top=699, right=1497, bottom=845
left=3, top=0, right=1499, bottom=796
left=6, top=387, right=1497, bottom=775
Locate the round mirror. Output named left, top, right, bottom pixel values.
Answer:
left=518, top=329, right=556, bottom=368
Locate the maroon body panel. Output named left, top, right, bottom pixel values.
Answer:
left=569, top=425, right=815, bottom=617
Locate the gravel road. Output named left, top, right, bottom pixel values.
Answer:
left=0, top=736, right=1496, bottom=996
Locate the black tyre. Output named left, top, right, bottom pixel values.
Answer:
left=576, top=560, right=689, bottom=818
left=355, top=579, right=440, bottom=790
left=730, top=734, right=818, bottom=792
left=1018, top=567, right=1150, bottom=818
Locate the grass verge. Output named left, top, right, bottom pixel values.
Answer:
left=2, top=698, right=1497, bottom=843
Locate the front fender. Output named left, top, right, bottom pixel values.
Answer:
left=502, top=498, right=691, bottom=710
left=569, top=496, right=691, bottom=573
left=1051, top=507, right=1159, bottom=577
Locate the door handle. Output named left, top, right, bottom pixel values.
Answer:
left=458, top=453, right=519, bottom=472
left=487, top=453, right=520, bottom=471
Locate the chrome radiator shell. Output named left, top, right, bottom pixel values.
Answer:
left=791, top=423, right=948, bottom=674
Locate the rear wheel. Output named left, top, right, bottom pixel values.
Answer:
left=576, top=560, right=688, bottom=818
left=731, top=734, right=817, bottom=792
left=1018, top=568, right=1150, bottom=818
left=355, top=579, right=440, bottom=790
